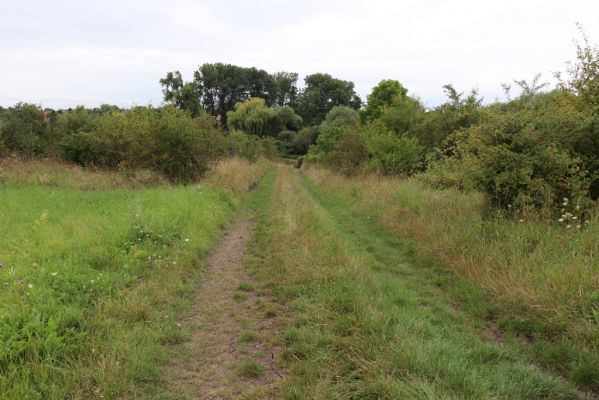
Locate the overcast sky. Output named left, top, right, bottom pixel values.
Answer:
left=1, top=0, right=598, bottom=109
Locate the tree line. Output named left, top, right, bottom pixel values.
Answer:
left=1, top=32, right=597, bottom=221
left=160, top=64, right=361, bottom=126
left=0, top=104, right=277, bottom=183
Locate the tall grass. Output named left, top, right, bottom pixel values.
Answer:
left=247, top=166, right=583, bottom=398
left=204, top=157, right=271, bottom=194
left=0, top=157, right=167, bottom=189
left=303, top=166, right=599, bottom=388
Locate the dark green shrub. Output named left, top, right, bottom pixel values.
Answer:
left=326, top=133, right=369, bottom=176
left=363, top=123, right=424, bottom=175
left=0, top=103, right=49, bottom=156
left=54, top=106, right=97, bottom=136
left=292, top=127, right=317, bottom=155
left=411, top=85, right=482, bottom=152
left=141, top=106, right=208, bottom=182
left=257, top=136, right=278, bottom=159
left=61, top=106, right=211, bottom=182
left=276, top=129, right=297, bottom=155
left=61, top=111, right=130, bottom=168
left=439, top=91, right=594, bottom=213
left=307, top=106, right=361, bottom=162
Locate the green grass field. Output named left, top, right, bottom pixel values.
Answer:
left=0, top=159, right=270, bottom=399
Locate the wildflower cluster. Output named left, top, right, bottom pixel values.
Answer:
left=125, top=223, right=177, bottom=250
left=146, top=253, right=179, bottom=268
left=557, top=197, right=589, bottom=229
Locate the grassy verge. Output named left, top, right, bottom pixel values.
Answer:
left=248, top=166, right=585, bottom=399
left=303, top=166, right=599, bottom=392
left=0, top=158, right=269, bottom=399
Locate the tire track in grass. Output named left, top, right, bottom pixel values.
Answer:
left=250, top=166, right=583, bottom=399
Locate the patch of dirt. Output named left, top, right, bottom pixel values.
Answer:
left=168, top=219, right=285, bottom=399
left=485, top=319, right=505, bottom=343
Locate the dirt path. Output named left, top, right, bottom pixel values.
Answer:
left=168, top=219, right=285, bottom=399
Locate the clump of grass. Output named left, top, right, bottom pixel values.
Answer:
left=233, top=292, right=248, bottom=301
left=264, top=305, right=277, bottom=318
left=238, top=330, right=259, bottom=343
left=237, top=282, right=255, bottom=292
left=237, top=358, right=265, bottom=378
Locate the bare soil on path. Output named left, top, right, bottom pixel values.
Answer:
left=168, top=219, right=284, bottom=400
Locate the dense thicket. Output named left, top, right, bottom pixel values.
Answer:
left=0, top=105, right=275, bottom=183
left=303, top=34, right=599, bottom=220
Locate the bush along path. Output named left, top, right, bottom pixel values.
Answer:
left=168, top=170, right=286, bottom=399
left=245, top=165, right=589, bottom=399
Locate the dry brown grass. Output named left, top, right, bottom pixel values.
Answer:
left=0, top=157, right=273, bottom=192
left=0, top=157, right=166, bottom=189
left=204, top=157, right=271, bottom=194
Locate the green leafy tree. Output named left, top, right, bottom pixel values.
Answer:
left=298, top=73, right=362, bottom=126
left=227, top=98, right=281, bottom=136
left=361, top=79, right=408, bottom=122
left=274, top=105, right=303, bottom=131
left=378, top=95, right=425, bottom=135
left=272, top=72, right=299, bottom=106
left=227, top=98, right=302, bottom=137
left=307, top=106, right=359, bottom=161
left=161, top=63, right=280, bottom=126
left=194, top=63, right=275, bottom=125
left=159, top=71, right=202, bottom=116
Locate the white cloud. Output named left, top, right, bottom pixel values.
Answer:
left=1, top=0, right=598, bottom=108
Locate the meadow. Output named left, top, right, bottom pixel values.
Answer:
left=0, top=158, right=268, bottom=399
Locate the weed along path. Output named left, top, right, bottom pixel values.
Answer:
left=168, top=218, right=285, bottom=399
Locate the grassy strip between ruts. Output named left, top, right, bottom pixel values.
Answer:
left=303, top=166, right=599, bottom=393
left=248, top=165, right=588, bottom=399
left=0, top=158, right=269, bottom=399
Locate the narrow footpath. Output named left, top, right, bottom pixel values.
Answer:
left=168, top=219, right=285, bottom=400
